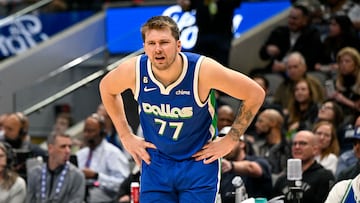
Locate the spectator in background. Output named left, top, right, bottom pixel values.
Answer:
left=272, top=52, right=324, bottom=115
left=250, top=74, right=283, bottom=113
left=286, top=77, right=322, bottom=134
left=177, top=0, right=241, bottom=66
left=313, top=121, right=340, bottom=175
left=76, top=113, right=130, bottom=203
left=217, top=105, right=235, bottom=132
left=219, top=127, right=273, bottom=202
left=1, top=112, right=47, bottom=179
left=26, top=133, right=85, bottom=203
left=251, top=74, right=273, bottom=105
left=97, top=103, right=132, bottom=159
left=254, top=109, right=291, bottom=177
left=314, top=99, right=349, bottom=152
left=217, top=105, right=256, bottom=156
left=272, top=130, right=335, bottom=203
left=336, top=115, right=360, bottom=177
left=0, top=142, right=26, bottom=203
left=245, top=75, right=283, bottom=139
left=316, top=99, right=344, bottom=127
left=1, top=112, right=46, bottom=155
left=320, top=0, right=360, bottom=31
left=51, top=112, right=73, bottom=135
left=315, top=15, right=360, bottom=76
left=253, top=4, right=323, bottom=75
left=337, top=126, right=360, bottom=182
left=329, top=47, right=360, bottom=124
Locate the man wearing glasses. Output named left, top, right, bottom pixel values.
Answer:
left=272, top=130, right=335, bottom=203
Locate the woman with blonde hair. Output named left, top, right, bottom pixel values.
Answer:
left=313, top=121, right=340, bottom=175
left=331, top=47, right=360, bottom=123
left=0, top=142, right=26, bottom=203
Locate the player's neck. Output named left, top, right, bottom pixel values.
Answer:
left=153, top=54, right=183, bottom=87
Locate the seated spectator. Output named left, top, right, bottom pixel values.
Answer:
left=253, top=4, right=322, bottom=75
left=272, top=130, right=335, bottom=203
left=320, top=0, right=360, bottom=31
left=254, top=109, right=291, bottom=176
left=300, top=99, right=349, bottom=151
left=97, top=103, right=132, bottom=159
left=337, top=126, right=360, bottom=182
left=76, top=113, right=130, bottom=203
left=328, top=47, right=360, bottom=123
left=26, top=133, right=85, bottom=203
left=272, top=52, right=324, bottom=115
left=219, top=126, right=273, bottom=202
left=0, top=142, right=26, bottom=203
left=1, top=112, right=47, bottom=179
left=251, top=74, right=276, bottom=105
left=314, top=99, right=344, bottom=128
left=313, top=121, right=340, bottom=175
left=217, top=105, right=256, bottom=156
left=51, top=112, right=73, bottom=135
left=245, top=75, right=283, bottom=139
left=315, top=15, right=360, bottom=76
left=217, top=105, right=235, bottom=132
left=336, top=115, right=360, bottom=176
left=286, top=77, right=322, bottom=134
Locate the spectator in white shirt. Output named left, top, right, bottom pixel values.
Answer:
left=77, top=113, right=130, bottom=203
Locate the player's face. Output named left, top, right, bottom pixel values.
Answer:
left=143, top=28, right=181, bottom=70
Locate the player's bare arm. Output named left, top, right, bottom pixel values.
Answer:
left=99, top=57, right=156, bottom=166
left=193, top=57, right=265, bottom=163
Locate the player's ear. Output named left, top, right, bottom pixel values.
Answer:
left=177, top=40, right=181, bottom=51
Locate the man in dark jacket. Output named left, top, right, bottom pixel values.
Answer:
left=254, top=4, right=323, bottom=75
left=272, top=130, right=335, bottom=203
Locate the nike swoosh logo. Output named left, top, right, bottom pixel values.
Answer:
left=144, top=87, right=157, bottom=92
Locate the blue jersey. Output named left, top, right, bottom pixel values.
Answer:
left=134, top=52, right=217, bottom=160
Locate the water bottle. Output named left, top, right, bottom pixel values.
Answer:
left=232, top=176, right=248, bottom=203
left=130, top=182, right=140, bottom=203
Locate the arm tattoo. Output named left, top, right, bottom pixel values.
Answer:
left=229, top=101, right=255, bottom=142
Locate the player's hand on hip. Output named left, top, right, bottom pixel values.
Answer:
left=122, top=134, right=156, bottom=166
left=192, top=136, right=238, bottom=164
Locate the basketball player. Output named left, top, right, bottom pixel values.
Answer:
left=99, top=16, right=265, bottom=203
